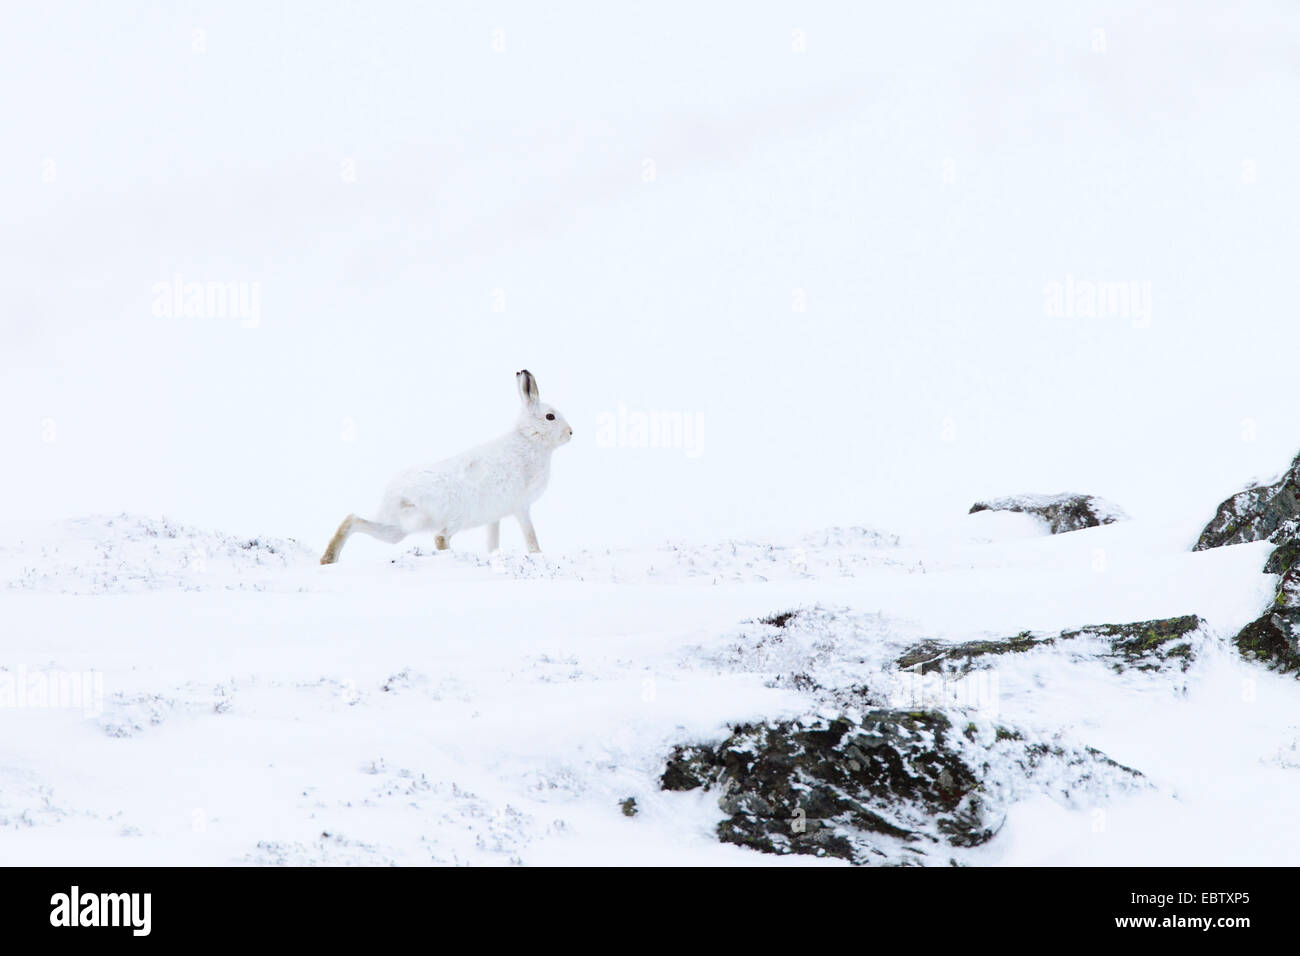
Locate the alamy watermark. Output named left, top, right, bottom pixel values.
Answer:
left=0, top=666, right=105, bottom=717
left=1043, top=275, right=1151, bottom=327
left=595, top=404, right=704, bottom=458
left=50, top=886, right=150, bottom=936
left=151, top=273, right=261, bottom=328
left=887, top=667, right=999, bottom=717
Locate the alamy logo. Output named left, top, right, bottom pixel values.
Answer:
left=50, top=886, right=151, bottom=936
left=1043, top=275, right=1151, bottom=327
left=151, top=273, right=261, bottom=327
left=594, top=404, right=704, bottom=458
left=0, top=666, right=104, bottom=717
left=889, top=668, right=999, bottom=717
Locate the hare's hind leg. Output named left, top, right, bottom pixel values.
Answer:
left=514, top=508, right=541, bottom=554
left=320, top=513, right=407, bottom=564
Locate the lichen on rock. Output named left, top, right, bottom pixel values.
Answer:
left=1236, top=609, right=1300, bottom=672
left=1194, top=451, right=1300, bottom=553
left=662, top=712, right=994, bottom=864
left=896, top=615, right=1203, bottom=675
left=661, top=710, right=1141, bottom=865
left=1062, top=616, right=1202, bottom=671
left=896, top=632, right=1050, bottom=674
left=1195, top=450, right=1300, bottom=667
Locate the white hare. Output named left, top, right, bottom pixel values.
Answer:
left=320, top=369, right=572, bottom=564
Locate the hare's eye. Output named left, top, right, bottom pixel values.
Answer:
left=545, top=413, right=556, bottom=421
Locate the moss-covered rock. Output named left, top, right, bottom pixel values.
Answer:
left=1275, top=566, right=1300, bottom=610
left=1264, top=539, right=1300, bottom=576
left=1228, top=556, right=1300, bottom=668
left=1194, top=451, right=1300, bottom=553
left=1198, top=451, right=1300, bottom=666
left=661, top=710, right=1141, bottom=865
left=1063, top=615, right=1202, bottom=670
left=968, top=493, right=1127, bottom=535
left=896, top=615, right=1203, bottom=675
left=896, top=632, right=1050, bottom=674
left=1191, top=450, right=1300, bottom=667
left=661, top=711, right=991, bottom=863
left=1235, top=609, right=1300, bottom=671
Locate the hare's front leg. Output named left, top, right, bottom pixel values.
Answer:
left=486, top=521, right=500, bottom=552
left=515, top=508, right=541, bottom=553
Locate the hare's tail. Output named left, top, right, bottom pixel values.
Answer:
left=320, top=513, right=407, bottom=564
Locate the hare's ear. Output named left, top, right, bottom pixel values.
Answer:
left=516, top=369, right=540, bottom=407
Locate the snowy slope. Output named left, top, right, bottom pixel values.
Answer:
left=1, top=510, right=1290, bottom=865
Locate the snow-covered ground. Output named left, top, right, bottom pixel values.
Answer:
left=1, top=508, right=1291, bottom=865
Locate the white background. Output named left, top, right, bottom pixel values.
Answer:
left=6, top=1, right=1299, bottom=552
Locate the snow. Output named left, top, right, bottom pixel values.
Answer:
left=0, top=511, right=1289, bottom=865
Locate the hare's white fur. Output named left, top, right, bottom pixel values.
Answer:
left=320, top=370, right=572, bottom=564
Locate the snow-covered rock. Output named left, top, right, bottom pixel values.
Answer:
left=968, top=494, right=1128, bottom=535
left=897, top=615, right=1205, bottom=676
left=1236, top=610, right=1300, bottom=672
left=1194, top=449, right=1300, bottom=668
left=660, top=710, right=1142, bottom=866
left=1194, top=450, right=1300, bottom=554
left=660, top=607, right=1201, bottom=864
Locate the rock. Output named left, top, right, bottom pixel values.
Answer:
left=1265, top=539, right=1300, bottom=576
left=1069, top=616, right=1203, bottom=670
left=661, top=712, right=990, bottom=863
left=1272, top=564, right=1300, bottom=610
left=968, top=493, right=1127, bottom=535
left=1193, top=451, right=1300, bottom=552
left=660, top=710, right=1141, bottom=865
left=1197, top=450, right=1300, bottom=667
left=897, top=632, right=1050, bottom=674
left=897, top=615, right=1203, bottom=675
left=1236, top=609, right=1300, bottom=671
left=1234, top=590, right=1300, bottom=669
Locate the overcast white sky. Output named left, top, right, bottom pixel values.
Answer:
left=4, top=1, right=1299, bottom=550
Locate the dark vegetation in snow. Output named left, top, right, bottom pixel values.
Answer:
left=759, top=610, right=798, bottom=629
